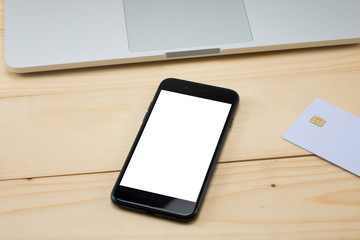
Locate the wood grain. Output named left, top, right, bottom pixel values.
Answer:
left=1, top=39, right=360, bottom=179
left=2, top=3, right=360, bottom=239
left=0, top=1, right=3, bottom=31
left=0, top=156, right=359, bottom=240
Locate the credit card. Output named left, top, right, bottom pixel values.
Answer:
left=283, top=98, right=360, bottom=176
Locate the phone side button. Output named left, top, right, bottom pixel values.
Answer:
left=143, top=112, right=149, bottom=122
left=229, top=117, right=234, bottom=128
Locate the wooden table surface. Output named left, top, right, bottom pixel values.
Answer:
left=1, top=4, right=360, bottom=239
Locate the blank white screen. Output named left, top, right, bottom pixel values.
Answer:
left=120, top=90, right=231, bottom=202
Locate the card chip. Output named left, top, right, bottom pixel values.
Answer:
left=310, top=116, right=326, bottom=127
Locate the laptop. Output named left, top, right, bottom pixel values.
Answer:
left=4, top=0, right=360, bottom=73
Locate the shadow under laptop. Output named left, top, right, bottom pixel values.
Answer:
left=14, top=43, right=360, bottom=79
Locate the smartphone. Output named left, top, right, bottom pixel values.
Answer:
left=111, top=78, right=239, bottom=222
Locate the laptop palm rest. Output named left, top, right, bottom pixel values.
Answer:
left=123, top=0, right=253, bottom=53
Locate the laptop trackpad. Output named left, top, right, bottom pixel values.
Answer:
left=123, top=0, right=252, bottom=52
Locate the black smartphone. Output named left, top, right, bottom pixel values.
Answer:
left=111, top=78, right=239, bottom=222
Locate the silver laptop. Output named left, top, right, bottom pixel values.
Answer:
left=5, top=0, right=360, bottom=73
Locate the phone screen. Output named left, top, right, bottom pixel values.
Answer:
left=119, top=89, right=231, bottom=202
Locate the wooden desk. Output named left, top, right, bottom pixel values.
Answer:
left=1, top=6, right=359, bottom=239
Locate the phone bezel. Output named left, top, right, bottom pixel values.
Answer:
left=111, top=78, right=239, bottom=221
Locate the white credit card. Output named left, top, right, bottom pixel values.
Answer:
left=283, top=98, right=360, bottom=177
